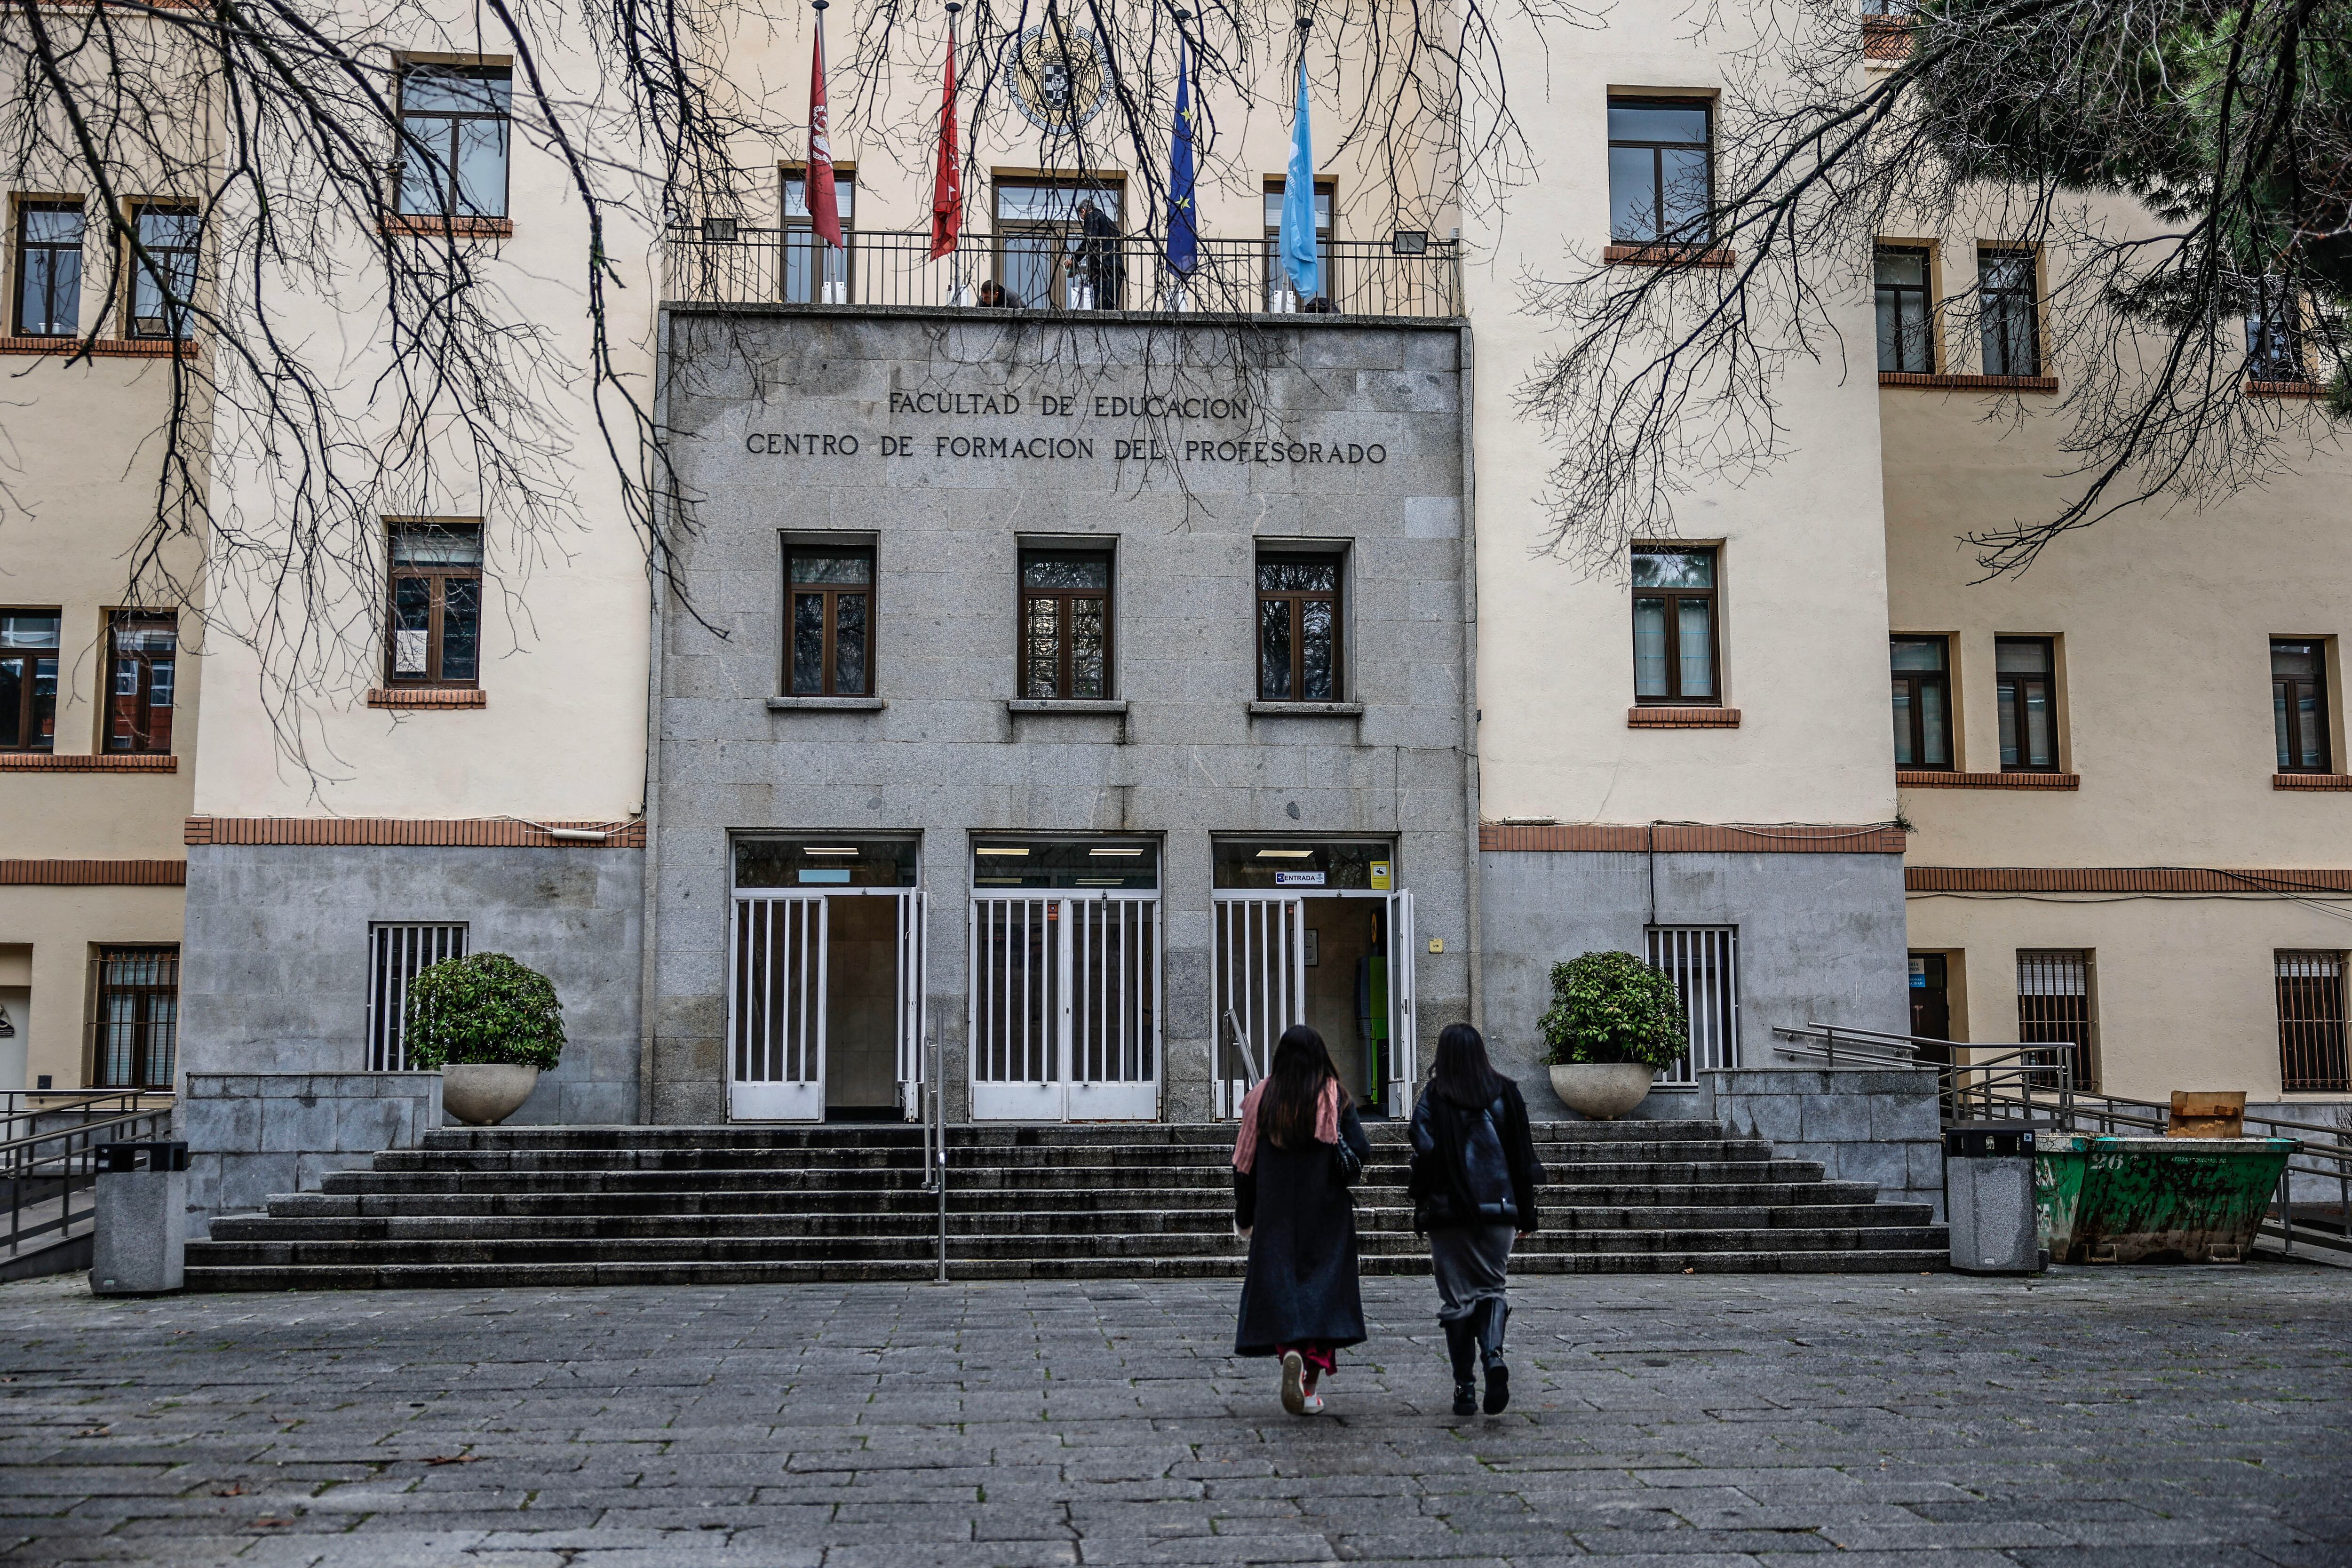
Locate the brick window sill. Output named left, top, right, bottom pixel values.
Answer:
left=0, top=752, right=177, bottom=772
left=2247, top=380, right=2324, bottom=398
left=1008, top=699, right=1128, bottom=716
left=1604, top=244, right=1735, bottom=269
left=767, top=695, right=886, bottom=711
left=380, top=214, right=515, bottom=240
left=1628, top=706, right=1740, bottom=728
left=1248, top=701, right=1364, bottom=718
left=1898, top=769, right=2079, bottom=790
left=367, top=687, right=485, bottom=709
left=2275, top=773, right=2352, bottom=790
left=0, top=335, right=198, bottom=358
left=1862, top=19, right=1915, bottom=62
left=1879, top=372, right=2059, bottom=393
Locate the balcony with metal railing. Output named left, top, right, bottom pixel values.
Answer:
left=662, top=224, right=1464, bottom=319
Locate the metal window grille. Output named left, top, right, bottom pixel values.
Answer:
left=367, top=923, right=467, bottom=1071
left=2016, top=949, right=2097, bottom=1091
left=1645, top=926, right=1739, bottom=1085
left=2278, top=951, right=2349, bottom=1092
left=92, top=946, right=178, bottom=1090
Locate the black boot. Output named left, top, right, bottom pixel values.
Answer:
left=1474, top=1297, right=1511, bottom=1414
left=1442, top=1319, right=1478, bottom=1416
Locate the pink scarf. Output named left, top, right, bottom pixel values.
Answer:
left=1231, top=1077, right=1342, bottom=1174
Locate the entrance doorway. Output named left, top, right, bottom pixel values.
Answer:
left=728, top=836, right=925, bottom=1122
left=1212, top=839, right=1414, bottom=1119
left=969, top=838, right=1161, bottom=1122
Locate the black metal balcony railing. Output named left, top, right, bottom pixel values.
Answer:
left=663, top=226, right=1463, bottom=319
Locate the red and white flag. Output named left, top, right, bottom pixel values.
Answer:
left=928, top=29, right=961, bottom=260
left=806, top=13, right=843, bottom=249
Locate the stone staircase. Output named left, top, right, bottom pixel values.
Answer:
left=183, top=1118, right=1947, bottom=1290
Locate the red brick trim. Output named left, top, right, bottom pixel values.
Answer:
left=1899, top=769, right=2079, bottom=790
left=0, top=752, right=177, bottom=772
left=366, top=687, right=486, bottom=709
left=185, top=815, right=645, bottom=849
left=1603, top=244, right=1736, bottom=269
left=2247, top=380, right=2323, bottom=398
left=380, top=214, right=514, bottom=240
left=2274, top=774, right=2352, bottom=790
left=0, top=859, right=185, bottom=886
left=1628, top=706, right=1742, bottom=728
left=1482, top=822, right=1907, bottom=855
left=0, top=335, right=198, bottom=358
left=1879, top=372, right=2059, bottom=393
left=1861, top=17, right=1914, bottom=60
left=1907, top=866, right=2352, bottom=893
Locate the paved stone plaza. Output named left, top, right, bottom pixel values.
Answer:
left=2, top=1266, right=2347, bottom=1567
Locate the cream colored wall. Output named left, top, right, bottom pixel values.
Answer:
left=1463, top=19, right=1899, bottom=827
left=1909, top=891, right=2352, bottom=1104
left=0, top=887, right=185, bottom=1090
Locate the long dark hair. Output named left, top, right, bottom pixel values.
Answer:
left=1257, top=1024, right=1350, bottom=1149
left=1430, top=1022, right=1508, bottom=1108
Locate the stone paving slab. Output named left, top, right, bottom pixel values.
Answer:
left=0, top=1265, right=2347, bottom=1565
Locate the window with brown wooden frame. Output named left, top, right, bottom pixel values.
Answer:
left=785, top=543, right=874, bottom=697
left=92, top=944, right=177, bottom=1090
left=1995, top=636, right=2058, bottom=771
left=13, top=201, right=83, bottom=337
left=1978, top=246, right=2041, bottom=376
left=2277, top=951, right=2348, bottom=1092
left=1607, top=98, right=1712, bottom=247
left=385, top=522, right=482, bottom=687
left=106, top=611, right=176, bottom=754
left=2273, top=638, right=2332, bottom=773
left=0, top=609, right=60, bottom=752
left=1255, top=553, right=1343, bottom=702
left=1890, top=635, right=1952, bottom=768
left=1874, top=245, right=1934, bottom=373
left=396, top=63, right=512, bottom=220
left=1019, top=549, right=1112, bottom=700
left=1632, top=546, right=1719, bottom=704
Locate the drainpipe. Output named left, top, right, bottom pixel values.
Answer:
left=1456, top=321, right=1484, bottom=1035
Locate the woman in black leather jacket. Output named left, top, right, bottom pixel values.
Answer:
left=1408, top=1023, right=1543, bottom=1416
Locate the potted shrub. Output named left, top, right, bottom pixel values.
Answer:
left=1536, top=950, right=1689, bottom=1119
left=405, top=952, right=565, bottom=1126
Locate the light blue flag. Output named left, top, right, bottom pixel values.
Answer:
left=1280, top=54, right=1319, bottom=300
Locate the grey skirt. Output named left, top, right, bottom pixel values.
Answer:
left=1429, top=1223, right=1516, bottom=1321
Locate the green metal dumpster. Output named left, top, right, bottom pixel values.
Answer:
left=2034, top=1135, right=2296, bottom=1264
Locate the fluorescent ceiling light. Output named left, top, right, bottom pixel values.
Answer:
left=1255, top=849, right=1313, bottom=859
left=1089, top=847, right=1145, bottom=857
left=975, top=846, right=1029, bottom=857
left=803, top=846, right=858, bottom=855
left=1076, top=877, right=1128, bottom=886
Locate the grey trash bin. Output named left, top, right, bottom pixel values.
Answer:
left=92, top=1141, right=189, bottom=1296
left=1944, top=1122, right=2043, bottom=1275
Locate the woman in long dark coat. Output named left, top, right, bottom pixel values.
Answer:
left=1232, top=1025, right=1372, bottom=1417
left=1409, top=1022, right=1544, bottom=1416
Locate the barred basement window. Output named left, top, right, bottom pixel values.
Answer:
left=2277, top=951, right=2348, bottom=1093
left=2017, top=948, right=2097, bottom=1091
left=368, top=922, right=468, bottom=1071
left=93, top=945, right=177, bottom=1090
left=1645, top=925, right=1739, bottom=1085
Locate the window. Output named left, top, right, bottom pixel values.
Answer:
left=2247, top=280, right=2308, bottom=382
left=127, top=205, right=199, bottom=339
left=368, top=923, right=467, bottom=1071
left=1874, top=246, right=1933, bottom=372
left=1632, top=547, right=1718, bottom=704
left=1890, top=635, right=1952, bottom=769
left=13, top=202, right=82, bottom=337
left=396, top=64, right=512, bottom=219
left=781, top=167, right=854, bottom=304
left=1608, top=99, right=1711, bottom=246
left=94, top=945, right=177, bottom=1090
left=993, top=180, right=1123, bottom=310
left=106, top=612, right=176, bottom=754
left=2273, top=638, right=2332, bottom=773
left=1020, top=549, right=1112, bottom=700
left=0, top=611, right=60, bottom=752
left=385, top=523, right=482, bottom=687
left=1995, top=637, right=2057, bottom=772
left=1255, top=554, right=1342, bottom=702
left=1646, top=926, right=1739, bottom=1083
left=785, top=544, right=874, bottom=697
left=1262, top=178, right=1334, bottom=309
left=2017, top=948, right=2095, bottom=1091
left=1979, top=247, right=2040, bottom=376
left=2277, top=951, right=2348, bottom=1093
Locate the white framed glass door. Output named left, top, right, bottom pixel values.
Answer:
left=969, top=891, right=1161, bottom=1121
left=1213, top=894, right=1305, bottom=1118
left=1211, top=886, right=1418, bottom=1119
left=729, top=894, right=827, bottom=1121
left=895, top=890, right=928, bottom=1117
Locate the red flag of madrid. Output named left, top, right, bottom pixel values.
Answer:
left=806, top=18, right=843, bottom=248
left=928, top=36, right=961, bottom=260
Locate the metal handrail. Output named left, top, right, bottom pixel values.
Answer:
left=2, top=1104, right=176, bottom=1264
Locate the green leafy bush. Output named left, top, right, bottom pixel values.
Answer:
left=1536, top=950, right=1689, bottom=1069
left=404, top=952, right=566, bottom=1071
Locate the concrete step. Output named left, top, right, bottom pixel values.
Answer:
left=417, top=1119, right=1740, bottom=1150
left=375, top=1138, right=1776, bottom=1172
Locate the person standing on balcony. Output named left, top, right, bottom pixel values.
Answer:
left=1410, top=1023, right=1543, bottom=1417
left=1075, top=199, right=1123, bottom=309
left=1232, top=1025, right=1371, bottom=1416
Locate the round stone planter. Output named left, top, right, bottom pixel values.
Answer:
left=1547, top=1062, right=1657, bottom=1120
left=441, top=1063, right=541, bottom=1127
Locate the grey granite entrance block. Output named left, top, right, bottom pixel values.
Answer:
left=179, top=1071, right=443, bottom=1237
left=1698, top=1065, right=1945, bottom=1219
